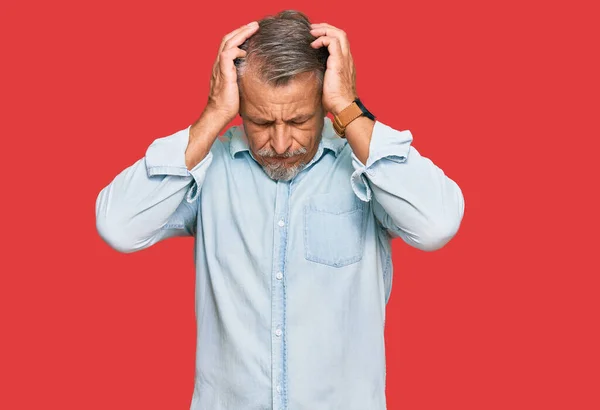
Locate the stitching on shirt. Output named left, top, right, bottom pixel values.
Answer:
left=303, top=203, right=366, bottom=268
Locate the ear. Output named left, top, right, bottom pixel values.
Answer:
left=237, top=95, right=243, bottom=118
left=237, top=82, right=245, bottom=117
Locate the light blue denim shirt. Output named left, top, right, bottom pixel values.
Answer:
left=96, top=116, right=464, bottom=410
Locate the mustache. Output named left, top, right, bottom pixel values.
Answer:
left=256, top=147, right=308, bottom=158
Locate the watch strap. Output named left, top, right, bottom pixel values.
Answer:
left=332, top=101, right=364, bottom=137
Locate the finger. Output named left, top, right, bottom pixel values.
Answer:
left=310, top=23, right=341, bottom=31
left=223, top=22, right=259, bottom=52
left=310, top=22, right=334, bottom=27
left=309, top=26, right=348, bottom=54
left=222, top=46, right=247, bottom=61
left=219, top=24, right=249, bottom=53
left=222, top=22, right=258, bottom=46
left=219, top=21, right=259, bottom=53
left=219, top=47, right=248, bottom=76
left=310, top=35, right=344, bottom=59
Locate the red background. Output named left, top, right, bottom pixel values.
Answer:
left=2, top=0, right=598, bottom=408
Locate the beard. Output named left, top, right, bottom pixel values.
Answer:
left=256, top=147, right=309, bottom=181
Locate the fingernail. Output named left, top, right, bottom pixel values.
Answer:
left=247, top=21, right=258, bottom=27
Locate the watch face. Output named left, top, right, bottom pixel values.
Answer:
left=355, top=98, right=376, bottom=120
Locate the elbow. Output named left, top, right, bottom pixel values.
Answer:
left=96, top=217, right=139, bottom=254
left=95, top=190, right=139, bottom=254
left=414, top=198, right=465, bottom=252
left=415, top=219, right=461, bottom=251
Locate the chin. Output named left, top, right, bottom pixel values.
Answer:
left=262, top=160, right=307, bottom=181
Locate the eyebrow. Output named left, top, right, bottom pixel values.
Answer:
left=247, top=113, right=313, bottom=123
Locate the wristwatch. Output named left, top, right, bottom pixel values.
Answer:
left=332, top=97, right=376, bottom=137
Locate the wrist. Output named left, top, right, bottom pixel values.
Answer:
left=191, top=109, right=228, bottom=141
left=331, top=97, right=356, bottom=117
left=200, top=105, right=232, bottom=129
left=186, top=110, right=226, bottom=170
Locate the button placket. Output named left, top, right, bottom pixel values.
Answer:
left=271, top=180, right=290, bottom=409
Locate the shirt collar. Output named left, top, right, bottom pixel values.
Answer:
left=229, top=116, right=346, bottom=160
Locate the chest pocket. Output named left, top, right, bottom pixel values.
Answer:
left=303, top=192, right=368, bottom=268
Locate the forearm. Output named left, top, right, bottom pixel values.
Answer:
left=367, top=150, right=464, bottom=250
left=186, top=108, right=229, bottom=170
left=96, top=122, right=216, bottom=253
left=349, top=120, right=465, bottom=251
left=342, top=115, right=375, bottom=165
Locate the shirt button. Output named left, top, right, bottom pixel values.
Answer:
left=275, top=328, right=282, bottom=337
left=276, top=384, right=282, bottom=393
left=278, top=219, right=285, bottom=227
left=276, top=272, right=283, bottom=280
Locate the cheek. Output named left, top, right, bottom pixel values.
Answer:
left=294, top=127, right=319, bottom=148
left=247, top=129, right=271, bottom=150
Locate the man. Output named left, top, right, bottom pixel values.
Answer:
left=96, top=9, right=464, bottom=410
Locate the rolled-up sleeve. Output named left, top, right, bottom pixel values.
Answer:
left=145, top=125, right=214, bottom=203
left=96, top=126, right=213, bottom=253
left=350, top=120, right=465, bottom=251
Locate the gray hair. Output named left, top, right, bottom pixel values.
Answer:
left=234, top=10, right=329, bottom=91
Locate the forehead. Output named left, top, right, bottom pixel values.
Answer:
left=240, top=71, right=321, bottom=119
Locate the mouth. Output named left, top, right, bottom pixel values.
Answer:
left=264, top=156, right=301, bottom=165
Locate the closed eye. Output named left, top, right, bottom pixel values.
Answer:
left=251, top=118, right=310, bottom=126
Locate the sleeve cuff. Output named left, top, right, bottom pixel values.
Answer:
left=145, top=125, right=214, bottom=203
left=350, top=120, right=413, bottom=202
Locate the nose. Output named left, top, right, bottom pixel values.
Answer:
left=270, top=124, right=293, bottom=155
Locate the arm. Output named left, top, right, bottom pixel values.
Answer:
left=95, top=112, right=225, bottom=253
left=96, top=21, right=260, bottom=253
left=308, top=22, right=464, bottom=251
left=347, top=117, right=465, bottom=251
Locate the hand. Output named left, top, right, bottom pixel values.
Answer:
left=310, top=23, right=358, bottom=116
left=204, top=21, right=260, bottom=124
